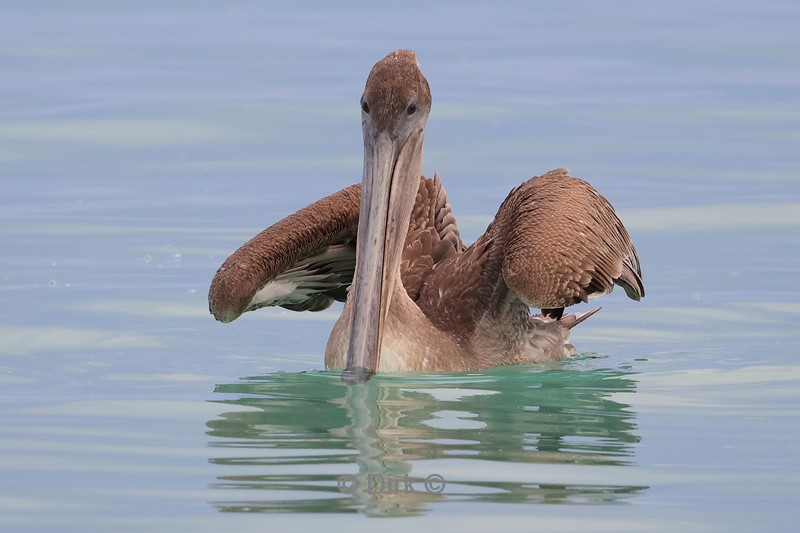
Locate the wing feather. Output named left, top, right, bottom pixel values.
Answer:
left=401, top=172, right=464, bottom=300
left=209, top=184, right=360, bottom=322
left=405, top=169, right=643, bottom=340
left=502, top=168, right=644, bottom=311
left=209, top=174, right=465, bottom=322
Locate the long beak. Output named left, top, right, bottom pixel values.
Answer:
left=342, top=129, right=424, bottom=383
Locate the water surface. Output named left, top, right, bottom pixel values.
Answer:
left=1, top=1, right=799, bottom=531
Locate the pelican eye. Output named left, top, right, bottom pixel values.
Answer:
left=361, top=99, right=370, bottom=114
left=406, top=102, right=417, bottom=115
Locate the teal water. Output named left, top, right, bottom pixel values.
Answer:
left=210, top=364, right=644, bottom=515
left=2, top=1, right=799, bottom=531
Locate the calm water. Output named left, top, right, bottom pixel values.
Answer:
left=2, top=1, right=799, bottom=531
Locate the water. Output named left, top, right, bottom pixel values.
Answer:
left=1, top=1, right=799, bottom=531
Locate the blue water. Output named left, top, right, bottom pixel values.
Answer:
left=1, top=1, right=799, bottom=531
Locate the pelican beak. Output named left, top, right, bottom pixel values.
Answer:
left=342, top=128, right=424, bottom=383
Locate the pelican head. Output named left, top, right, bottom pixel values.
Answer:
left=343, top=49, right=432, bottom=382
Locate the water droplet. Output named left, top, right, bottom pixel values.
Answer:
left=48, top=280, right=57, bottom=288
left=144, top=255, right=152, bottom=263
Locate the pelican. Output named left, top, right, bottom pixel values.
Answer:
left=209, top=49, right=644, bottom=381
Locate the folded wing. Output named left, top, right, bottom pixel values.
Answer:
left=502, top=168, right=644, bottom=318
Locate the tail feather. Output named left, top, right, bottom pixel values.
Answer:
left=560, top=306, right=603, bottom=329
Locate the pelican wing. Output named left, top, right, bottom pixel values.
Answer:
left=209, top=184, right=360, bottom=322
left=408, top=168, right=643, bottom=342
left=209, top=176, right=464, bottom=323
left=501, top=168, right=644, bottom=314
left=401, top=172, right=465, bottom=300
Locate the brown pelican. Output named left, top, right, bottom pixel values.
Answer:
left=209, top=49, right=644, bottom=381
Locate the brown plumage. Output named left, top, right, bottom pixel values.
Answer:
left=502, top=168, right=644, bottom=317
left=208, top=184, right=360, bottom=321
left=208, top=49, right=644, bottom=378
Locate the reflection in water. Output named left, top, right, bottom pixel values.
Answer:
left=207, top=363, right=646, bottom=515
